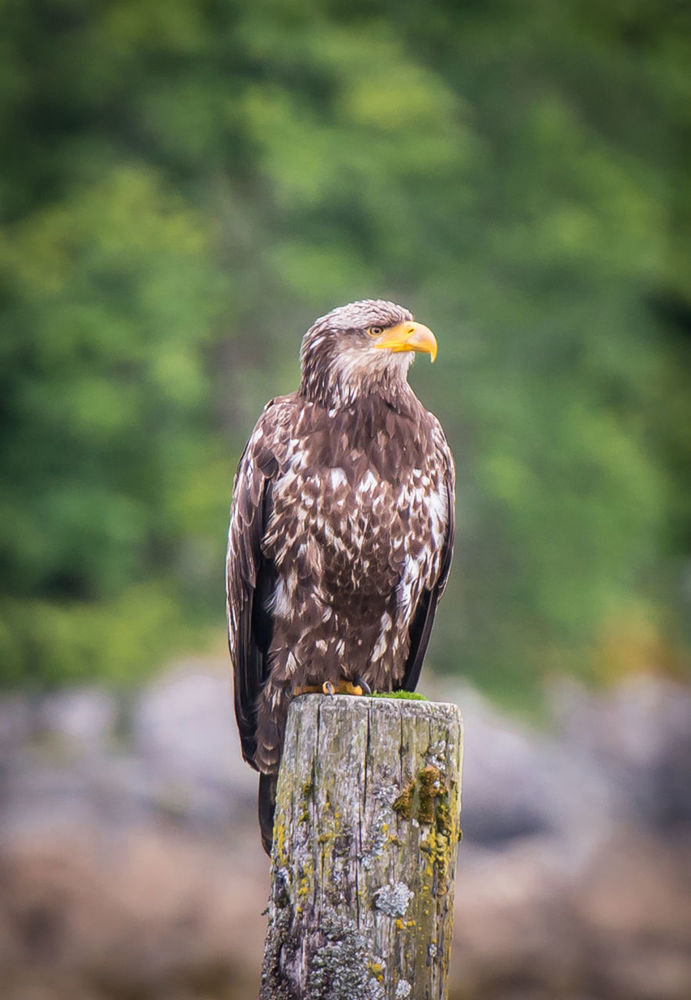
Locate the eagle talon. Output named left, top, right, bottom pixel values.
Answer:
left=355, top=676, right=371, bottom=696
left=322, top=680, right=336, bottom=696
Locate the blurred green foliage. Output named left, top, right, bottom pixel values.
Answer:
left=1, top=0, right=689, bottom=699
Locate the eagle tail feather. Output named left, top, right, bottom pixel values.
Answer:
left=258, top=772, right=277, bottom=856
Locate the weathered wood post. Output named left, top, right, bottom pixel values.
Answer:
left=260, top=694, right=463, bottom=1000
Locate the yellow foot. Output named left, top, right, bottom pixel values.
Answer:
left=339, top=680, right=361, bottom=696
left=293, top=678, right=370, bottom=697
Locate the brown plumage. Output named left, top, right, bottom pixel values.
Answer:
left=226, top=300, right=455, bottom=853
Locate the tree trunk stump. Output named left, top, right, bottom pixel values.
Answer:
left=259, top=694, right=463, bottom=1000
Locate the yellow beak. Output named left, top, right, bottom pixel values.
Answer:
left=373, top=321, right=438, bottom=363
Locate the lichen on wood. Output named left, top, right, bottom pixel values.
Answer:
left=259, top=694, right=463, bottom=1000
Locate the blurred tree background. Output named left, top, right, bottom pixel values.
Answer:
left=1, top=0, right=689, bottom=705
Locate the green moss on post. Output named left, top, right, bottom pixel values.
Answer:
left=370, top=690, right=428, bottom=701
left=259, top=695, right=463, bottom=1000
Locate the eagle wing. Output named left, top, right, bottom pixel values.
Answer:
left=225, top=396, right=293, bottom=768
left=401, top=418, right=455, bottom=691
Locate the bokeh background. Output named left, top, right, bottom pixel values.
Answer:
left=1, top=1, right=690, bottom=998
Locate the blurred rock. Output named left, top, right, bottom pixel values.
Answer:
left=0, top=660, right=257, bottom=840
left=134, top=660, right=242, bottom=783
left=551, top=674, right=691, bottom=830
left=0, top=696, right=34, bottom=754
left=453, top=831, right=691, bottom=1000
left=133, top=658, right=257, bottom=809
left=37, top=688, right=118, bottom=755
left=0, top=826, right=267, bottom=1000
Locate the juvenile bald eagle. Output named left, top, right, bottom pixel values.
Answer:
left=226, top=300, right=455, bottom=853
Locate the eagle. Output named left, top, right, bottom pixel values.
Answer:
left=226, top=300, right=455, bottom=854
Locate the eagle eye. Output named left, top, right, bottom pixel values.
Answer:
left=367, top=326, right=384, bottom=338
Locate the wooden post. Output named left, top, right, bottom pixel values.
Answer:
left=259, top=694, right=463, bottom=1000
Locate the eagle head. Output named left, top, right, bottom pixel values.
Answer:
left=299, top=299, right=438, bottom=408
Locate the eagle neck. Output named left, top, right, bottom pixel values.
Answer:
left=299, top=369, right=417, bottom=415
